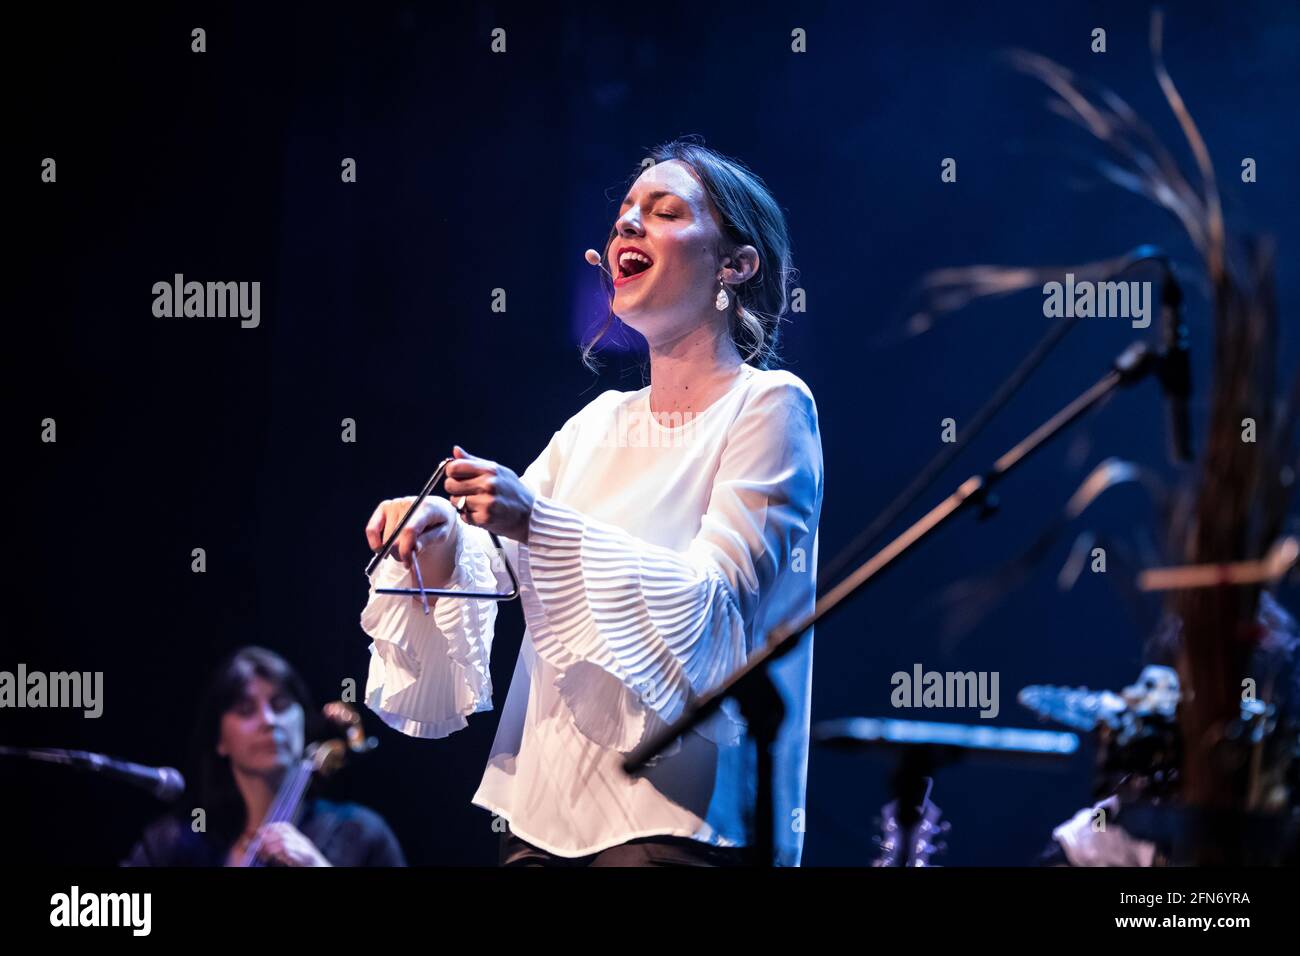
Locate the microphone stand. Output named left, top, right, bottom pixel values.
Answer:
left=624, top=339, right=1167, bottom=865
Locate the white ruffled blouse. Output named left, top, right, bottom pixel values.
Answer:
left=360, top=364, right=824, bottom=865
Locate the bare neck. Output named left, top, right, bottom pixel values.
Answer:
left=646, top=322, right=746, bottom=418
left=232, top=765, right=285, bottom=834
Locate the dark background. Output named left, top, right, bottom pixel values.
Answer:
left=9, top=0, right=1298, bottom=866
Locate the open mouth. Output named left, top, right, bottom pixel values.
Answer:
left=615, top=246, right=655, bottom=286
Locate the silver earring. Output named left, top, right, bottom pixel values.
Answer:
left=715, top=275, right=730, bottom=311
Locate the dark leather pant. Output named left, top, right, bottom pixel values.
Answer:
left=499, top=827, right=749, bottom=867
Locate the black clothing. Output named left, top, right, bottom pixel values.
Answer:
left=121, top=797, right=405, bottom=867
left=498, top=826, right=748, bottom=867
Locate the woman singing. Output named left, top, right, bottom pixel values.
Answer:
left=362, top=138, right=823, bottom=866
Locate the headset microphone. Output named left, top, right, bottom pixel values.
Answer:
left=585, top=248, right=615, bottom=282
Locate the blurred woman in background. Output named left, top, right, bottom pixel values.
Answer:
left=123, top=646, right=404, bottom=867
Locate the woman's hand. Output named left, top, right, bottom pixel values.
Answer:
left=443, top=445, right=536, bottom=543
left=365, top=493, right=461, bottom=590
left=255, top=822, right=332, bottom=867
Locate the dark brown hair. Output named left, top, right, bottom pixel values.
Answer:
left=582, top=136, right=795, bottom=372
left=189, top=646, right=319, bottom=846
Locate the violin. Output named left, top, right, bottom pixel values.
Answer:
left=235, top=701, right=376, bottom=867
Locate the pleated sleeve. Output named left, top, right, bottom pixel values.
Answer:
left=519, top=380, right=823, bottom=739
left=359, top=406, right=586, bottom=738
left=360, top=525, right=503, bottom=738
